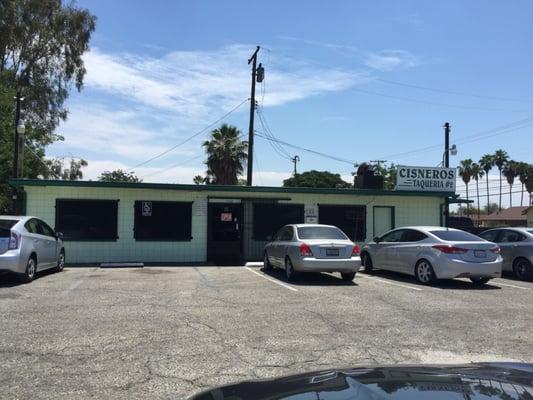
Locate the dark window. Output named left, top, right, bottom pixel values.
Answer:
left=430, top=230, right=481, bottom=242
left=0, top=219, right=17, bottom=230
left=56, top=199, right=119, bottom=241
left=297, top=226, right=348, bottom=240
left=134, top=201, right=192, bottom=241
left=479, top=230, right=500, bottom=242
left=279, top=227, right=294, bottom=241
left=401, top=230, right=427, bottom=242
left=498, top=230, right=526, bottom=243
left=318, top=205, right=366, bottom=241
left=36, top=220, right=55, bottom=237
left=253, top=203, right=304, bottom=240
left=380, top=229, right=405, bottom=243
left=24, top=219, right=39, bottom=234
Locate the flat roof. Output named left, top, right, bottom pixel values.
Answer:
left=10, top=179, right=453, bottom=198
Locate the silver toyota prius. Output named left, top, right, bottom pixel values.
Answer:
left=478, top=227, right=533, bottom=280
left=263, top=224, right=361, bottom=282
left=360, top=226, right=502, bottom=285
left=0, top=216, right=65, bottom=283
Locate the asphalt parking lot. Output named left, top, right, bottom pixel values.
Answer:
left=1, top=265, right=532, bottom=400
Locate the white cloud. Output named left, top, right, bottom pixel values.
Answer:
left=364, top=50, right=418, bottom=71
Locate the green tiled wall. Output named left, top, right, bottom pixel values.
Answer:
left=24, top=186, right=443, bottom=264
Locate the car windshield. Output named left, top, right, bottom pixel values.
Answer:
left=297, top=226, right=348, bottom=240
left=430, top=230, right=483, bottom=242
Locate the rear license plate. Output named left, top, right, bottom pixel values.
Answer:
left=474, top=250, right=486, bottom=258
left=326, top=248, right=339, bottom=256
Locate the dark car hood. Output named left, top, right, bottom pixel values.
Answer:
left=190, top=363, right=533, bottom=400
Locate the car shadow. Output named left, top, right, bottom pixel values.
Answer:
left=501, top=270, right=533, bottom=283
left=261, top=267, right=358, bottom=286
left=0, top=268, right=59, bottom=288
left=362, top=269, right=501, bottom=290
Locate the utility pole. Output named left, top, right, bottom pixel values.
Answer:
left=444, top=122, right=451, bottom=227
left=246, top=46, right=260, bottom=186
left=291, top=155, right=300, bottom=176
left=12, top=90, right=24, bottom=214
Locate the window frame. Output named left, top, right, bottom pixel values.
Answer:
left=133, top=200, right=193, bottom=242
left=55, top=199, right=119, bottom=242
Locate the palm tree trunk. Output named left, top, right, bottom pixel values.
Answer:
left=476, top=179, right=480, bottom=221
left=485, top=174, right=490, bottom=213
left=466, top=184, right=469, bottom=215
left=499, top=169, right=502, bottom=211
left=509, top=183, right=512, bottom=208
left=521, top=183, right=524, bottom=207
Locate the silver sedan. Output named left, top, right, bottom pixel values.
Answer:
left=479, top=227, right=533, bottom=280
left=360, top=226, right=502, bottom=285
left=0, top=216, right=65, bottom=283
left=263, top=224, right=361, bottom=282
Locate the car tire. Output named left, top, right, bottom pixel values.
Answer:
left=56, top=250, right=65, bottom=272
left=263, top=252, right=273, bottom=271
left=285, top=257, right=296, bottom=282
left=341, top=272, right=356, bottom=281
left=20, top=255, right=37, bottom=283
left=513, top=258, right=532, bottom=281
left=361, top=252, right=373, bottom=273
left=470, top=277, right=491, bottom=285
left=415, top=259, right=436, bottom=284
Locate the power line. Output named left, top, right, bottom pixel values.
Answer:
left=256, top=108, right=292, bottom=160
left=139, top=154, right=204, bottom=179
left=375, top=78, right=533, bottom=104
left=127, top=98, right=249, bottom=172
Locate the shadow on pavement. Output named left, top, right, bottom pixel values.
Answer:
left=0, top=268, right=60, bottom=288
left=261, top=267, right=358, bottom=287
left=361, top=269, right=501, bottom=290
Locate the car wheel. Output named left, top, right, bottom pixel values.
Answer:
left=513, top=258, right=532, bottom=281
left=362, top=253, right=373, bottom=273
left=20, top=256, right=37, bottom=283
left=285, top=257, right=296, bottom=282
left=470, top=277, right=491, bottom=285
left=415, top=259, right=435, bottom=284
left=341, top=272, right=356, bottom=281
left=56, top=250, right=65, bottom=272
left=263, top=252, right=273, bottom=271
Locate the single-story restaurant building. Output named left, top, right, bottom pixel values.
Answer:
left=11, top=179, right=453, bottom=265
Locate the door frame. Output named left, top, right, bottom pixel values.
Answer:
left=207, top=202, right=244, bottom=264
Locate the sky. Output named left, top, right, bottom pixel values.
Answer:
left=48, top=0, right=533, bottom=208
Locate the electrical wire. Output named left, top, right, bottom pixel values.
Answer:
left=256, top=109, right=292, bottom=161
left=139, top=154, right=205, bottom=179
left=127, top=98, right=249, bottom=172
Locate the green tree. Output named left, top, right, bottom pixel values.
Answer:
left=471, top=162, right=484, bottom=220
left=373, top=162, right=397, bottom=190
left=193, top=175, right=206, bottom=185
left=46, top=158, right=88, bottom=180
left=516, top=162, right=530, bottom=207
left=479, top=154, right=494, bottom=211
left=202, top=124, right=248, bottom=185
left=283, top=170, right=352, bottom=188
left=0, top=0, right=96, bottom=211
left=98, top=169, right=141, bottom=183
left=458, top=159, right=474, bottom=214
left=493, top=149, right=509, bottom=211
left=483, top=202, right=499, bottom=214
left=502, top=160, right=518, bottom=207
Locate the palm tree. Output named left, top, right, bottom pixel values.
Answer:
left=493, top=149, right=509, bottom=211
left=517, top=162, right=529, bottom=207
left=471, top=163, right=484, bottom=220
left=479, top=154, right=494, bottom=213
left=503, top=160, right=518, bottom=208
left=524, top=164, right=533, bottom=206
left=202, top=124, right=248, bottom=185
left=458, top=159, right=474, bottom=215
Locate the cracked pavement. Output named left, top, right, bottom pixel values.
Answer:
left=1, top=265, right=532, bottom=399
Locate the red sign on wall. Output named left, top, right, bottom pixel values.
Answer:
left=220, top=213, right=232, bottom=222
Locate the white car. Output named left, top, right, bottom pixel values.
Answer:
left=360, top=226, right=502, bottom=285
left=0, top=216, right=65, bottom=283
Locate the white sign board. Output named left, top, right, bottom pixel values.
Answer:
left=396, top=166, right=456, bottom=192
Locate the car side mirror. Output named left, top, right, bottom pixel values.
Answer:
left=373, top=236, right=382, bottom=243
left=55, top=232, right=64, bottom=241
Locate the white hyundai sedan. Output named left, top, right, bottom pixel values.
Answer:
left=360, top=226, right=502, bottom=285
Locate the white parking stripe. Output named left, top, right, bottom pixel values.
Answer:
left=358, top=273, right=423, bottom=291
left=494, top=281, right=533, bottom=291
left=244, top=267, right=298, bottom=292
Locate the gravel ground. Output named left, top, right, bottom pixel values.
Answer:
left=1, top=265, right=532, bottom=399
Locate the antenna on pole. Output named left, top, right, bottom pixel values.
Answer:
left=291, top=155, right=300, bottom=176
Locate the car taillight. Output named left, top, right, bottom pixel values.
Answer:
left=490, top=247, right=501, bottom=254
left=352, top=244, right=360, bottom=256
left=8, top=231, right=20, bottom=250
left=432, top=244, right=468, bottom=254
left=299, top=243, right=313, bottom=257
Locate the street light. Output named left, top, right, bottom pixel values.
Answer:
left=441, top=144, right=458, bottom=167
left=16, top=121, right=25, bottom=135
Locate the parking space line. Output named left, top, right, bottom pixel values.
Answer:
left=244, top=267, right=298, bottom=292
left=358, top=273, right=423, bottom=291
left=494, top=281, right=533, bottom=291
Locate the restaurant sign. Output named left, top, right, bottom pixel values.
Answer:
left=396, top=166, right=456, bottom=192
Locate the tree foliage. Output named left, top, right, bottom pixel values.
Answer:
left=283, top=170, right=352, bottom=188
left=98, top=169, right=142, bottom=183
left=202, top=124, right=248, bottom=185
